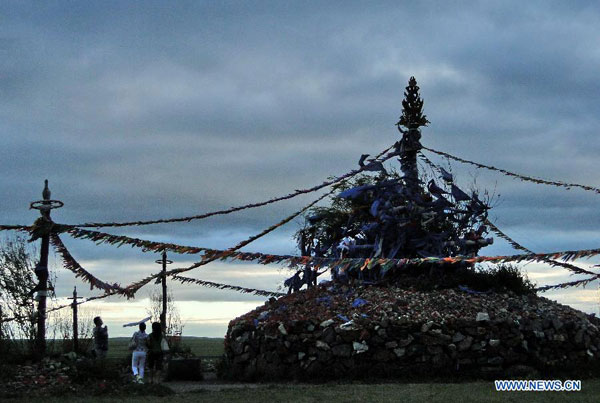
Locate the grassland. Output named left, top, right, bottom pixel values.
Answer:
left=7, top=337, right=600, bottom=402
left=104, top=336, right=224, bottom=359
left=29, top=380, right=600, bottom=403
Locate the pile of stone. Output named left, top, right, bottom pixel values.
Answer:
left=223, top=284, right=600, bottom=380
left=0, top=357, right=75, bottom=396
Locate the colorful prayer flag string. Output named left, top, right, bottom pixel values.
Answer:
left=66, top=227, right=213, bottom=254
left=172, top=275, right=285, bottom=297
left=419, top=150, right=600, bottom=287
left=0, top=225, right=31, bottom=231
left=115, top=190, right=333, bottom=296
left=535, top=276, right=598, bottom=292
left=50, top=233, right=127, bottom=294
left=484, top=219, right=600, bottom=278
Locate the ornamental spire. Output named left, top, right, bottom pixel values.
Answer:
left=397, top=76, right=429, bottom=130
left=397, top=77, right=428, bottom=188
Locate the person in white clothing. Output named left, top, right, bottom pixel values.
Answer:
left=130, top=322, right=149, bottom=383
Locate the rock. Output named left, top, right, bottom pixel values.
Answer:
left=552, top=317, right=564, bottom=330
left=316, top=340, right=330, bottom=350
left=398, top=334, right=414, bottom=347
left=278, top=323, right=288, bottom=335
left=393, top=348, right=406, bottom=357
left=505, top=336, right=521, bottom=347
left=476, top=312, right=490, bottom=322
left=385, top=341, right=398, bottom=349
left=298, top=352, right=306, bottom=360
left=340, top=320, right=358, bottom=330
left=421, top=334, right=441, bottom=346
left=457, top=336, right=473, bottom=351
left=427, top=345, right=443, bottom=355
left=506, top=364, right=539, bottom=378
left=373, top=349, right=394, bottom=362
left=331, top=344, right=353, bottom=357
left=452, top=332, right=466, bottom=343
left=397, top=315, right=409, bottom=324
left=320, top=319, right=335, bottom=328
left=431, top=353, right=448, bottom=368
left=353, top=341, right=369, bottom=354
left=421, top=321, right=435, bottom=332
left=574, top=329, right=584, bottom=345
left=489, top=339, right=501, bottom=347
left=232, top=342, right=245, bottom=355
left=488, top=356, right=504, bottom=365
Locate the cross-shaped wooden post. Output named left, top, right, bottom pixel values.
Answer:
left=68, top=286, right=84, bottom=353
left=155, top=251, right=172, bottom=335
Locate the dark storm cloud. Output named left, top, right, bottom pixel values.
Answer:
left=2, top=1, right=600, bottom=303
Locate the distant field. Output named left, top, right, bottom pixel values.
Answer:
left=35, top=337, right=225, bottom=360
left=105, top=337, right=225, bottom=359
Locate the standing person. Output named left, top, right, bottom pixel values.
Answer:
left=92, top=316, right=108, bottom=359
left=147, top=322, right=168, bottom=384
left=130, top=322, right=149, bottom=383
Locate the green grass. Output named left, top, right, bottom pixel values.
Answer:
left=16, top=380, right=600, bottom=403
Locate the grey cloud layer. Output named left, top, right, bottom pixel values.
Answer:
left=1, top=1, right=600, bottom=299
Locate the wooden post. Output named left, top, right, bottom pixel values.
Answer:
left=155, top=251, right=172, bottom=335
left=161, top=251, right=168, bottom=334
left=68, top=286, right=83, bottom=353
left=30, top=179, right=63, bottom=359
left=35, top=181, right=51, bottom=358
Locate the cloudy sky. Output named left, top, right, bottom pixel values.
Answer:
left=1, top=1, right=600, bottom=337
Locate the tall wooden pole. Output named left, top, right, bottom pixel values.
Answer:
left=30, top=179, right=62, bottom=359
left=35, top=181, right=51, bottom=358
left=68, top=286, right=83, bottom=353
left=160, top=251, right=168, bottom=334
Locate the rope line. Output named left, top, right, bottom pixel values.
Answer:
left=0, top=290, right=123, bottom=324
left=72, top=143, right=397, bottom=228
left=173, top=275, right=285, bottom=297
left=50, top=233, right=128, bottom=294
left=116, top=189, right=334, bottom=296
left=66, top=227, right=214, bottom=254
left=484, top=220, right=600, bottom=278
left=535, top=276, right=598, bottom=292
left=422, top=146, right=600, bottom=194
left=419, top=150, right=600, bottom=290
left=0, top=225, right=31, bottom=231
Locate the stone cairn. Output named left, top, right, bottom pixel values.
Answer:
left=224, top=286, right=600, bottom=380
left=222, top=78, right=600, bottom=380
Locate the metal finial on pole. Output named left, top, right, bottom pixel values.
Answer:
left=30, top=180, right=63, bottom=359
left=155, top=251, right=172, bottom=335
